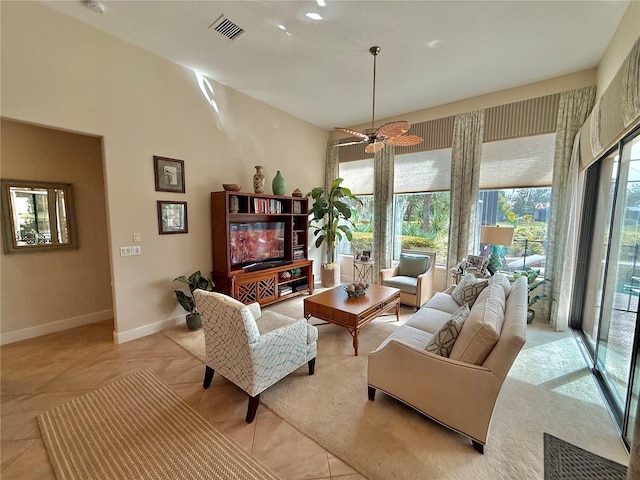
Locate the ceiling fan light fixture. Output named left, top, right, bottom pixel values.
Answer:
left=334, top=46, right=423, bottom=153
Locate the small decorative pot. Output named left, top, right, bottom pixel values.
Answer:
left=186, top=313, right=202, bottom=331
left=229, top=195, right=239, bottom=213
left=253, top=166, right=265, bottom=194
left=527, top=309, right=535, bottom=324
left=272, top=170, right=285, bottom=196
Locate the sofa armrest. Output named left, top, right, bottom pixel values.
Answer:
left=368, top=339, right=501, bottom=444
left=246, top=302, right=262, bottom=320
left=380, top=264, right=399, bottom=283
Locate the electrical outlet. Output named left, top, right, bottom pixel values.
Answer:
left=133, top=232, right=141, bottom=242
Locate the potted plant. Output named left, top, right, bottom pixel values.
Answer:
left=307, top=178, right=362, bottom=287
left=173, top=271, right=215, bottom=331
left=513, top=269, right=548, bottom=324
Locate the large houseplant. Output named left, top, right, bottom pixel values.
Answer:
left=513, top=269, right=548, bottom=324
left=173, top=271, right=214, bottom=331
left=308, top=178, right=362, bottom=287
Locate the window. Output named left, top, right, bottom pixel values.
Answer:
left=338, top=159, right=374, bottom=255
left=476, top=133, right=555, bottom=272
left=393, top=148, right=452, bottom=265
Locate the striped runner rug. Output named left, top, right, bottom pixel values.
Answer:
left=37, top=369, right=280, bottom=480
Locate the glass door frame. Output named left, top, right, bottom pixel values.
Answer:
left=571, top=125, right=640, bottom=450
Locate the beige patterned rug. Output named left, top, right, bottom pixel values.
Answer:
left=37, top=369, right=280, bottom=480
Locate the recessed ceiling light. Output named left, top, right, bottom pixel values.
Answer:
left=427, top=40, right=442, bottom=48
left=278, top=24, right=287, bottom=30
left=306, top=12, right=323, bottom=20
left=316, top=0, right=326, bottom=6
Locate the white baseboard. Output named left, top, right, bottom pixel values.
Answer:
left=113, top=315, right=183, bottom=344
left=0, top=309, right=113, bottom=345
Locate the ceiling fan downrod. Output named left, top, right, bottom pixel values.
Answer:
left=369, top=46, right=381, bottom=133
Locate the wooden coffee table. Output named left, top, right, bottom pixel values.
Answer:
left=304, top=284, right=401, bottom=356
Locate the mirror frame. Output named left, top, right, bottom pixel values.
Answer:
left=1, top=179, right=79, bottom=254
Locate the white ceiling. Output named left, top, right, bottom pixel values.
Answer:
left=42, top=0, right=630, bottom=131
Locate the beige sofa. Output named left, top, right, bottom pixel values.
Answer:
left=367, top=273, right=527, bottom=453
left=380, top=251, right=436, bottom=309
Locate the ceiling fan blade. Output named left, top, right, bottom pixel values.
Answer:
left=365, top=141, right=385, bottom=154
left=336, top=140, right=366, bottom=147
left=335, top=127, right=368, bottom=140
left=376, top=121, right=410, bottom=139
left=386, top=134, right=424, bottom=147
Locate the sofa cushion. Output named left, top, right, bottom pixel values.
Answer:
left=382, top=276, right=417, bottom=295
left=422, top=291, right=461, bottom=315
left=425, top=304, right=470, bottom=357
left=450, top=297, right=505, bottom=365
left=376, top=324, right=433, bottom=352
left=452, top=273, right=488, bottom=306
left=406, top=307, right=455, bottom=334
left=475, top=282, right=506, bottom=308
left=490, top=273, right=512, bottom=298
left=398, top=253, right=430, bottom=278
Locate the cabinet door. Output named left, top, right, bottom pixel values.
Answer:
left=234, top=274, right=277, bottom=305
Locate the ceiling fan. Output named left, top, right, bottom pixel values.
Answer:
left=335, top=46, right=423, bottom=154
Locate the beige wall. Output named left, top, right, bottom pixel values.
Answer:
left=1, top=1, right=637, bottom=343
left=1, top=2, right=327, bottom=342
left=1, top=120, right=112, bottom=338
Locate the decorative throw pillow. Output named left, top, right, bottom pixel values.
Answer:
left=452, top=273, right=488, bottom=307
left=425, top=303, right=470, bottom=357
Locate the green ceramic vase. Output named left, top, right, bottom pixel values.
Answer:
left=272, top=170, right=285, bottom=196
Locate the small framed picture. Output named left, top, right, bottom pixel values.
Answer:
left=361, top=250, right=371, bottom=261
left=154, top=156, right=185, bottom=193
left=157, top=201, right=188, bottom=234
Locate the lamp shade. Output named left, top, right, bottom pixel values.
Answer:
left=480, top=225, right=514, bottom=246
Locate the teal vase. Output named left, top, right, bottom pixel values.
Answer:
left=272, top=170, right=285, bottom=196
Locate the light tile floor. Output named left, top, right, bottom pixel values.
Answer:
left=0, top=320, right=366, bottom=480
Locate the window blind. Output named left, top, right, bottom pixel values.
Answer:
left=479, top=133, right=556, bottom=189
left=393, top=148, right=452, bottom=193
left=339, top=158, right=374, bottom=195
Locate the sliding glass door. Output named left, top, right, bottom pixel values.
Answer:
left=575, top=128, right=640, bottom=448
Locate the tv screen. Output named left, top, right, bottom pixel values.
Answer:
left=229, top=222, right=285, bottom=267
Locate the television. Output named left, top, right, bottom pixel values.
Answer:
left=229, top=222, right=285, bottom=268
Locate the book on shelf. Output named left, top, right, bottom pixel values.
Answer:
left=293, top=250, right=305, bottom=260
left=252, top=198, right=282, bottom=214
left=294, top=283, right=308, bottom=292
left=279, top=286, right=293, bottom=295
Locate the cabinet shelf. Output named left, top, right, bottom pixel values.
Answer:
left=211, top=191, right=313, bottom=306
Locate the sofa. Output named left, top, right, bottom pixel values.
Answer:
left=367, top=273, right=527, bottom=453
left=380, top=251, right=436, bottom=309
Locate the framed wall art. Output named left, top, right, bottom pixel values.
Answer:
left=153, top=156, right=185, bottom=193
left=157, top=201, right=188, bottom=234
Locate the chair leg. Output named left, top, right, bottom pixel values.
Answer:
left=472, top=440, right=484, bottom=454
left=308, top=358, right=316, bottom=375
left=203, top=366, right=214, bottom=389
left=246, top=394, right=260, bottom=423
left=368, top=386, right=376, bottom=401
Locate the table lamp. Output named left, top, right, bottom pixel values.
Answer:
left=480, top=225, right=515, bottom=273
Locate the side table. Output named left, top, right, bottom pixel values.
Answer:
left=354, top=259, right=376, bottom=285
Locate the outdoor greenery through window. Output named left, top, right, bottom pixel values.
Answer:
left=337, top=195, right=373, bottom=256
left=393, top=192, right=450, bottom=264
left=478, top=188, right=551, bottom=273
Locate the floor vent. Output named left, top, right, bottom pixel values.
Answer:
left=209, top=15, right=245, bottom=41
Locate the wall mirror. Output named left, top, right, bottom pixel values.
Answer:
left=1, top=179, right=78, bottom=254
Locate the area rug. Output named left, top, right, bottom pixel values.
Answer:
left=544, top=433, right=627, bottom=479
left=37, top=369, right=280, bottom=480
left=163, top=299, right=628, bottom=480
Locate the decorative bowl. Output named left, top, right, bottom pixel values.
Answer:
left=223, top=183, right=241, bottom=192
left=345, top=282, right=369, bottom=298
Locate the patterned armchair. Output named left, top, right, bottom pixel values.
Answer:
left=194, top=290, right=318, bottom=422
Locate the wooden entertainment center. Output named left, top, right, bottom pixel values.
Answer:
left=210, top=191, right=313, bottom=306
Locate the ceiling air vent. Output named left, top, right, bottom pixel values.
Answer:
left=209, top=14, right=245, bottom=41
